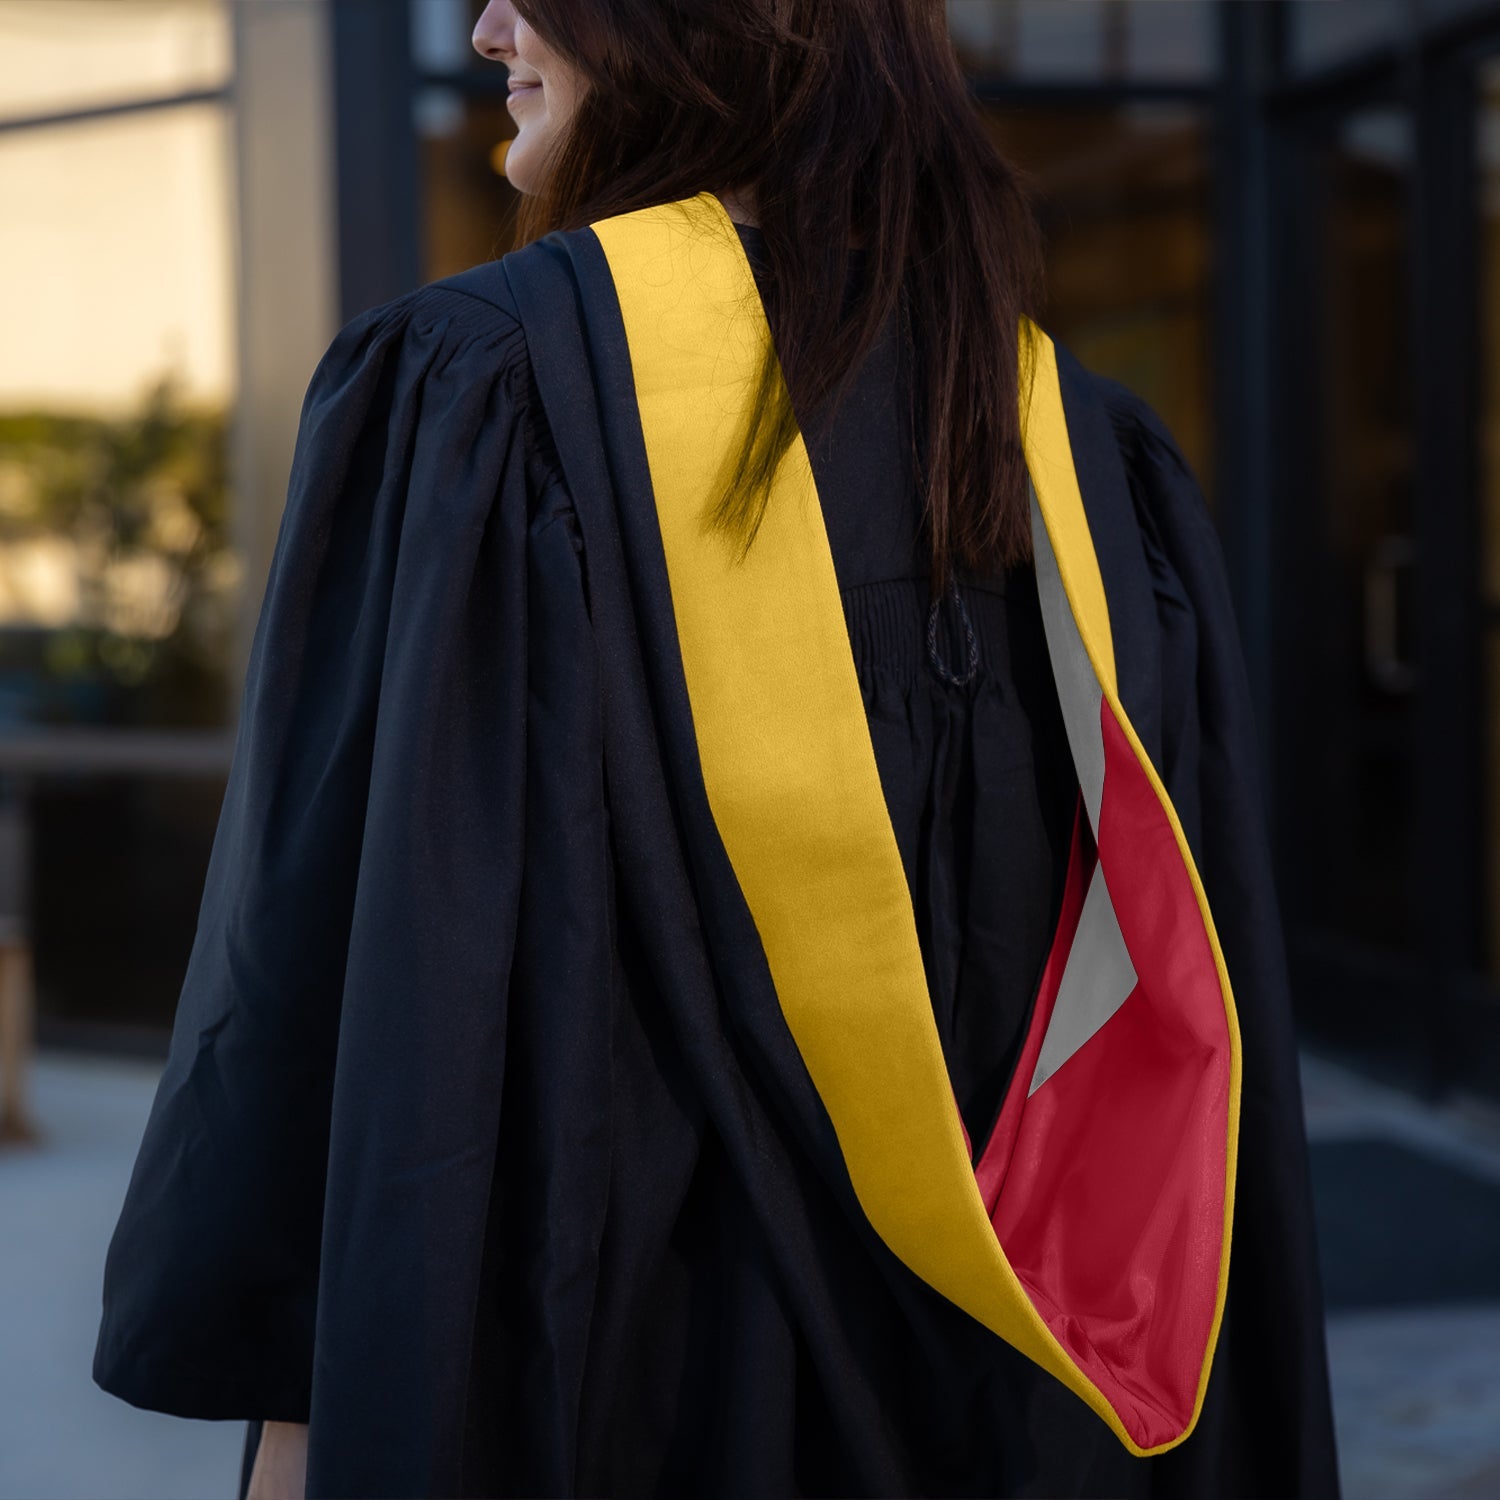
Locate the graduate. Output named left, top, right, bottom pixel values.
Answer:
left=93, top=2, right=1341, bottom=1496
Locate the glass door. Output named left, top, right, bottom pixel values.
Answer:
left=1465, top=53, right=1500, bottom=1089
left=1274, top=99, right=1432, bottom=1083
left=1277, top=49, right=1500, bottom=1102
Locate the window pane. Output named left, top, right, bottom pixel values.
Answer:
left=986, top=103, right=1215, bottom=502
left=1286, top=0, right=1403, bottom=74
left=410, top=0, right=508, bottom=79
left=1124, top=0, right=1215, bottom=83
left=946, top=1, right=1214, bottom=84
left=1297, top=106, right=1417, bottom=951
left=946, top=0, right=1017, bottom=68
left=411, top=0, right=476, bottom=74
left=0, top=0, right=230, bottom=123
left=420, top=91, right=520, bottom=280
left=0, top=103, right=238, bottom=729
left=1420, top=0, right=1500, bottom=23
left=1013, top=0, right=1111, bottom=80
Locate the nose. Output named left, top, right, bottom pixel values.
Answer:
left=472, top=0, right=515, bottom=62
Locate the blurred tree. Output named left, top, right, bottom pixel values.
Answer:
left=0, top=374, right=237, bottom=729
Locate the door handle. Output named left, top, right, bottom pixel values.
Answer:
left=1363, top=533, right=1417, bottom=694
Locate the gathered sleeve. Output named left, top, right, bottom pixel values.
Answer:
left=91, top=283, right=588, bottom=1434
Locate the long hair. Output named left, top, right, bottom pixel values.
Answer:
left=510, top=0, right=1044, bottom=592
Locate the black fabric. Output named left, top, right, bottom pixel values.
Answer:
left=720, top=224, right=1078, bottom=1156
left=96, top=221, right=1340, bottom=1500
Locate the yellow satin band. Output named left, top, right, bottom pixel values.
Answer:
left=589, top=189, right=1229, bottom=1454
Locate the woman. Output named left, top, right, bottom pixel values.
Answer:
left=94, top=3, right=1340, bottom=1497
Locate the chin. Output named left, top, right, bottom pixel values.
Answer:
left=504, top=159, right=535, bottom=195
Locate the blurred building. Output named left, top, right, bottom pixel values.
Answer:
left=0, top=0, right=1496, bottom=1102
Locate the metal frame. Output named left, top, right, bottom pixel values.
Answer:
left=331, top=0, right=422, bottom=322
left=1414, top=41, right=1488, bottom=1093
left=1259, top=0, right=1500, bottom=1100
left=0, top=88, right=228, bottom=136
left=1213, top=2, right=1282, bottom=772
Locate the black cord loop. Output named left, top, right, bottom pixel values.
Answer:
left=925, top=575, right=979, bottom=687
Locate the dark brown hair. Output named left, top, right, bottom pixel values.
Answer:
left=510, top=0, right=1044, bottom=592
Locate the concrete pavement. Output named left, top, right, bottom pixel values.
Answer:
left=4, top=1048, right=1500, bottom=1499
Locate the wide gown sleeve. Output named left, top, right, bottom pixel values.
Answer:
left=91, top=283, right=583, bottom=1433
left=1096, top=377, right=1342, bottom=1499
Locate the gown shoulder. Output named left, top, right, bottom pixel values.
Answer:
left=1076, top=370, right=1249, bottom=862
left=297, top=271, right=571, bottom=524
left=92, top=265, right=593, bottom=1427
left=1089, top=370, right=1227, bottom=616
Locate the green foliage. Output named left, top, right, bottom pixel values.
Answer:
left=0, top=373, right=237, bottom=728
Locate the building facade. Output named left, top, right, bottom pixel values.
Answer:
left=1, top=0, right=1497, bottom=1101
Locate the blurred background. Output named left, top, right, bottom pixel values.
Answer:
left=1, top=0, right=1499, bottom=1495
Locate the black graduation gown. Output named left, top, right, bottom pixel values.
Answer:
left=93, top=218, right=1340, bottom=1500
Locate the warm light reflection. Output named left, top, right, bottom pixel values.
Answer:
left=0, top=0, right=238, bottom=728
left=985, top=104, right=1213, bottom=498
left=0, top=0, right=230, bottom=124
left=0, top=536, right=80, bottom=626
left=0, top=384, right=237, bottom=721
left=0, top=104, right=235, bottom=413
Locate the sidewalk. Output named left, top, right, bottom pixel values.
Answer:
left=1302, top=1051, right=1500, bottom=1499
left=0, top=1053, right=243, bottom=1500
left=3, top=1048, right=1500, bottom=1498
